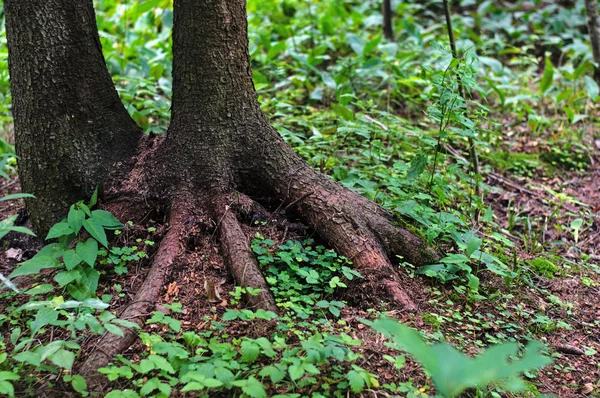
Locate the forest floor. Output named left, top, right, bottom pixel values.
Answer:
left=1, top=146, right=599, bottom=397
left=2, top=2, right=600, bottom=397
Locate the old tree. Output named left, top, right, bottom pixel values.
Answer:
left=4, top=0, right=437, bottom=373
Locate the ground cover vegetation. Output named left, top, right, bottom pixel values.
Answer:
left=0, top=0, right=599, bottom=396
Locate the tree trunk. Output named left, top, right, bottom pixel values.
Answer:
left=5, top=0, right=439, bottom=378
left=585, top=0, right=600, bottom=82
left=4, top=0, right=140, bottom=236
left=383, top=0, right=394, bottom=41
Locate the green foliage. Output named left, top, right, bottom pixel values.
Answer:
left=0, top=195, right=141, bottom=395
left=10, top=194, right=123, bottom=301
left=528, top=257, right=559, bottom=278
left=367, top=318, right=552, bottom=397
left=99, top=325, right=375, bottom=397
left=252, top=235, right=360, bottom=319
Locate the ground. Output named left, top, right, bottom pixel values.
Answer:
left=2, top=1, right=600, bottom=397
left=1, top=147, right=599, bottom=397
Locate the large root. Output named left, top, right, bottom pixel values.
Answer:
left=209, top=193, right=277, bottom=312
left=254, top=151, right=440, bottom=310
left=78, top=195, right=190, bottom=378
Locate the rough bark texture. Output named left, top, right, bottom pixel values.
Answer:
left=585, top=0, right=600, bottom=82
left=4, top=0, right=140, bottom=236
left=383, top=0, right=394, bottom=41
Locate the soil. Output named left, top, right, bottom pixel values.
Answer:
left=1, top=156, right=599, bottom=397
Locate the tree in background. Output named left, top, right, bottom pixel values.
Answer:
left=585, top=0, right=600, bottom=82
left=4, top=0, right=437, bottom=373
left=383, top=0, right=394, bottom=41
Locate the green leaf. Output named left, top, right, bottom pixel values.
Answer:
left=539, top=57, right=554, bottom=94
left=63, top=249, right=82, bottom=270
left=585, top=76, right=599, bottom=100
left=46, top=222, right=74, bottom=240
left=50, top=349, right=75, bottom=370
left=570, top=218, right=584, bottom=243
left=67, top=206, right=86, bottom=235
left=31, top=307, right=59, bottom=334
left=88, top=187, right=98, bottom=208
left=346, top=33, right=365, bottom=56
left=347, top=370, right=365, bottom=393
left=240, top=340, right=260, bottom=363
left=10, top=256, right=61, bottom=278
left=24, top=284, right=54, bottom=295
left=13, top=351, right=41, bottom=367
left=467, top=237, right=482, bottom=257
left=0, top=381, right=14, bottom=397
left=104, top=323, right=124, bottom=337
left=76, top=238, right=98, bottom=267
left=369, top=318, right=552, bottom=397
left=148, top=355, right=175, bottom=374
left=67, top=268, right=100, bottom=300
left=407, top=154, right=428, bottom=180
left=0, top=371, right=19, bottom=382
left=222, top=309, right=240, bottom=321
left=288, top=364, right=304, bottom=380
left=70, top=375, right=87, bottom=395
left=105, top=390, right=139, bottom=398
left=83, top=218, right=108, bottom=247
left=467, top=273, right=480, bottom=291
left=135, top=0, right=161, bottom=15
left=82, top=298, right=110, bottom=310
left=138, top=359, right=155, bottom=374
left=54, top=270, right=79, bottom=287
left=140, top=378, right=159, bottom=396
left=232, top=377, right=266, bottom=398
left=0, top=193, right=35, bottom=201
left=91, top=210, right=123, bottom=229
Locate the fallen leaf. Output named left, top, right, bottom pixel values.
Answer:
left=5, top=248, right=22, bottom=260
left=581, top=383, right=594, bottom=395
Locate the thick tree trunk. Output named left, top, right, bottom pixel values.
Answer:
left=4, top=0, right=140, bottom=236
left=585, top=0, right=600, bottom=82
left=383, top=0, right=394, bottom=41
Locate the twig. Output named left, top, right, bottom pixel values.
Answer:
left=282, top=192, right=313, bottom=213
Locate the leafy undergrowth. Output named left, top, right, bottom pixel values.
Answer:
left=1, top=0, right=600, bottom=396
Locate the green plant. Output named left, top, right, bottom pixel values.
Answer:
left=529, top=257, right=559, bottom=278
left=252, top=235, right=360, bottom=319
left=9, top=190, right=121, bottom=300
left=367, top=317, right=552, bottom=397
left=99, top=323, right=376, bottom=397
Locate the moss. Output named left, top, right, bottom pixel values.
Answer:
left=529, top=257, right=559, bottom=278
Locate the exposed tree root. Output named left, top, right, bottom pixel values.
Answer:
left=256, top=154, right=440, bottom=310
left=78, top=195, right=190, bottom=379
left=209, top=193, right=277, bottom=312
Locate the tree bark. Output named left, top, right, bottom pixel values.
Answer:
left=383, top=0, right=394, bottom=41
left=585, top=0, right=600, bottom=82
left=4, top=0, right=140, bottom=236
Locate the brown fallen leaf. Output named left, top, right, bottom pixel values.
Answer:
left=554, top=344, right=585, bottom=356
left=581, top=383, right=594, bottom=395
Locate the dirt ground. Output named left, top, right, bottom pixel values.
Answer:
left=1, top=155, right=599, bottom=397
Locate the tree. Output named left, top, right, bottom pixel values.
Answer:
left=585, top=0, right=600, bottom=82
left=4, top=0, right=437, bottom=374
left=383, top=0, right=394, bottom=41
